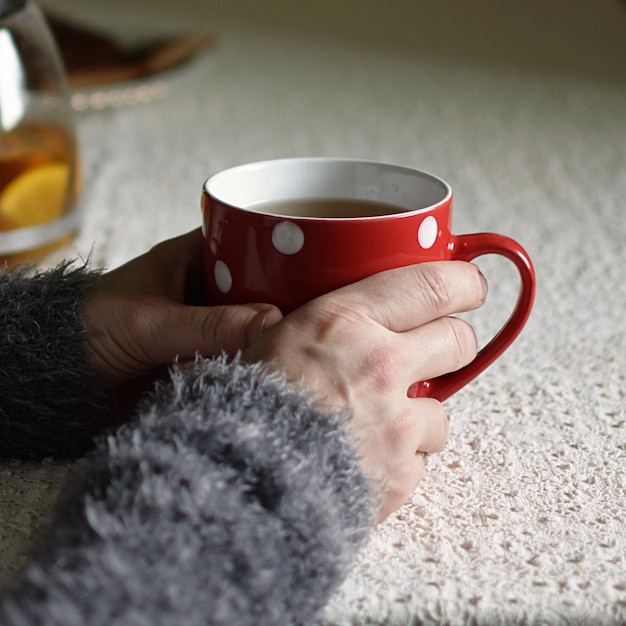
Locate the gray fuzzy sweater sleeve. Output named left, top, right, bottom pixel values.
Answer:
left=0, top=263, right=106, bottom=459
left=0, top=266, right=373, bottom=625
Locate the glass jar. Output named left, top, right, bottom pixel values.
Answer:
left=0, top=0, right=81, bottom=267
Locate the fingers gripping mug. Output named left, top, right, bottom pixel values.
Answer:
left=201, top=158, right=536, bottom=401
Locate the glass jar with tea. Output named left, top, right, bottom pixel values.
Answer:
left=0, top=0, right=80, bottom=267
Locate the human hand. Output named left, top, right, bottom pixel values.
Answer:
left=82, top=229, right=282, bottom=388
left=243, top=261, right=487, bottom=522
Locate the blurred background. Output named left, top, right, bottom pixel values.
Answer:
left=40, top=0, right=626, bottom=82
left=27, top=0, right=625, bottom=268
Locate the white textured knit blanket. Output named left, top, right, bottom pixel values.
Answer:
left=2, top=1, right=625, bottom=624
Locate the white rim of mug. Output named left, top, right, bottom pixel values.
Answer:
left=204, top=158, right=452, bottom=221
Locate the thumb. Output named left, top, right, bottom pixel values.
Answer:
left=147, top=302, right=283, bottom=363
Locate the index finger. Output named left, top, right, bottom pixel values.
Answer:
left=334, top=261, right=487, bottom=333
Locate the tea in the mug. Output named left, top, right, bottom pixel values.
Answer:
left=0, top=122, right=79, bottom=266
left=250, top=197, right=404, bottom=218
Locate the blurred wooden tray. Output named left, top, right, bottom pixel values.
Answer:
left=46, top=12, right=213, bottom=88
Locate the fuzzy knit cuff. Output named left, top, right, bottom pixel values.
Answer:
left=0, top=262, right=105, bottom=459
left=1, top=356, right=373, bottom=625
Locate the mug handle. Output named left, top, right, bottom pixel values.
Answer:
left=410, top=233, right=536, bottom=402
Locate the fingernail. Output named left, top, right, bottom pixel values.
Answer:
left=478, top=268, right=488, bottom=302
left=246, top=312, right=267, bottom=346
left=245, top=307, right=282, bottom=346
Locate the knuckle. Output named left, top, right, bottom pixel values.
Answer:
left=382, top=407, right=416, bottom=450
left=308, top=296, right=365, bottom=329
left=443, top=317, right=478, bottom=369
left=301, top=294, right=380, bottom=345
left=360, top=337, right=405, bottom=392
left=417, top=265, right=454, bottom=312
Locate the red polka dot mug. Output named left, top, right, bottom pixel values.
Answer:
left=202, top=158, right=536, bottom=401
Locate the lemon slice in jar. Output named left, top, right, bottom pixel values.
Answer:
left=0, top=163, right=70, bottom=228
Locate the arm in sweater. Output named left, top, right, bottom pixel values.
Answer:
left=0, top=265, right=373, bottom=625
left=0, top=263, right=107, bottom=459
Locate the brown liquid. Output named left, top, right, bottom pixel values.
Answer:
left=251, top=197, right=403, bottom=218
left=0, top=123, right=80, bottom=267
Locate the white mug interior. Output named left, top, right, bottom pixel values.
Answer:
left=205, top=158, right=451, bottom=216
